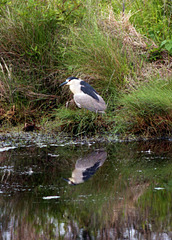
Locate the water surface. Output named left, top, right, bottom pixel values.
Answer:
left=0, top=139, right=171, bottom=239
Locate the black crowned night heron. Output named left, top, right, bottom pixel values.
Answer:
left=60, top=77, right=107, bottom=113
left=63, top=149, right=107, bottom=185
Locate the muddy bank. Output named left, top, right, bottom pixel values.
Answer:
left=0, top=130, right=171, bottom=150
left=0, top=131, right=107, bottom=149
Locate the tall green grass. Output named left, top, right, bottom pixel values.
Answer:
left=63, top=3, right=143, bottom=108
left=44, top=107, right=110, bottom=136
left=116, top=78, right=172, bottom=136
left=0, top=0, right=85, bottom=119
left=0, top=0, right=83, bottom=91
left=64, top=21, right=129, bottom=86
left=0, top=0, right=171, bottom=137
left=114, top=0, right=172, bottom=44
left=111, top=0, right=172, bottom=55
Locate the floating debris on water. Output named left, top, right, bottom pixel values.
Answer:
left=154, top=187, right=165, bottom=190
left=48, top=153, right=59, bottom=157
left=0, top=146, right=17, bottom=152
left=43, top=196, right=60, bottom=200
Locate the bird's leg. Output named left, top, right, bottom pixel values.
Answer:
left=66, top=99, right=76, bottom=109
left=66, top=101, right=69, bottom=108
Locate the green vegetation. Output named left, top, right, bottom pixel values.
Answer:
left=115, top=78, right=172, bottom=136
left=0, top=0, right=171, bottom=137
left=44, top=107, right=110, bottom=136
left=125, top=0, right=172, bottom=42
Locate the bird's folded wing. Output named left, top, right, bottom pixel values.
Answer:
left=74, top=94, right=106, bottom=112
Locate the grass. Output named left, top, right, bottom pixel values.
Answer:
left=111, top=0, right=172, bottom=59
left=0, top=0, right=83, bottom=97
left=115, top=78, right=172, bottom=136
left=122, top=0, right=172, bottom=44
left=0, top=0, right=171, bottom=138
left=62, top=3, right=147, bottom=113
left=64, top=17, right=130, bottom=87
left=43, top=107, right=111, bottom=136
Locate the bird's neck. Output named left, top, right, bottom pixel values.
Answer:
left=69, top=84, right=82, bottom=95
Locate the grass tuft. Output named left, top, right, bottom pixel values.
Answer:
left=116, top=78, right=172, bottom=136
left=63, top=7, right=143, bottom=88
left=47, top=107, right=110, bottom=136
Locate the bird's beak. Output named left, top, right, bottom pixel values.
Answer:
left=63, top=178, right=70, bottom=183
left=59, top=81, right=67, bottom=87
left=62, top=178, right=76, bottom=185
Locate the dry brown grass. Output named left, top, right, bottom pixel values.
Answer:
left=101, top=10, right=157, bottom=52
left=99, top=10, right=172, bottom=90
left=131, top=114, right=172, bottom=137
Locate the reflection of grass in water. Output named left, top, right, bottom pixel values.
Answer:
left=61, top=141, right=172, bottom=234
left=60, top=143, right=172, bottom=234
left=137, top=186, right=172, bottom=231
left=0, top=141, right=171, bottom=238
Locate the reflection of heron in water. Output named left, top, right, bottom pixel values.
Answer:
left=64, top=149, right=107, bottom=185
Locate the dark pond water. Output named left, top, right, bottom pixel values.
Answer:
left=0, top=137, right=172, bottom=240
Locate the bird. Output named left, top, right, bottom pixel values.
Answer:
left=63, top=149, right=107, bottom=185
left=59, top=77, right=107, bottom=113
